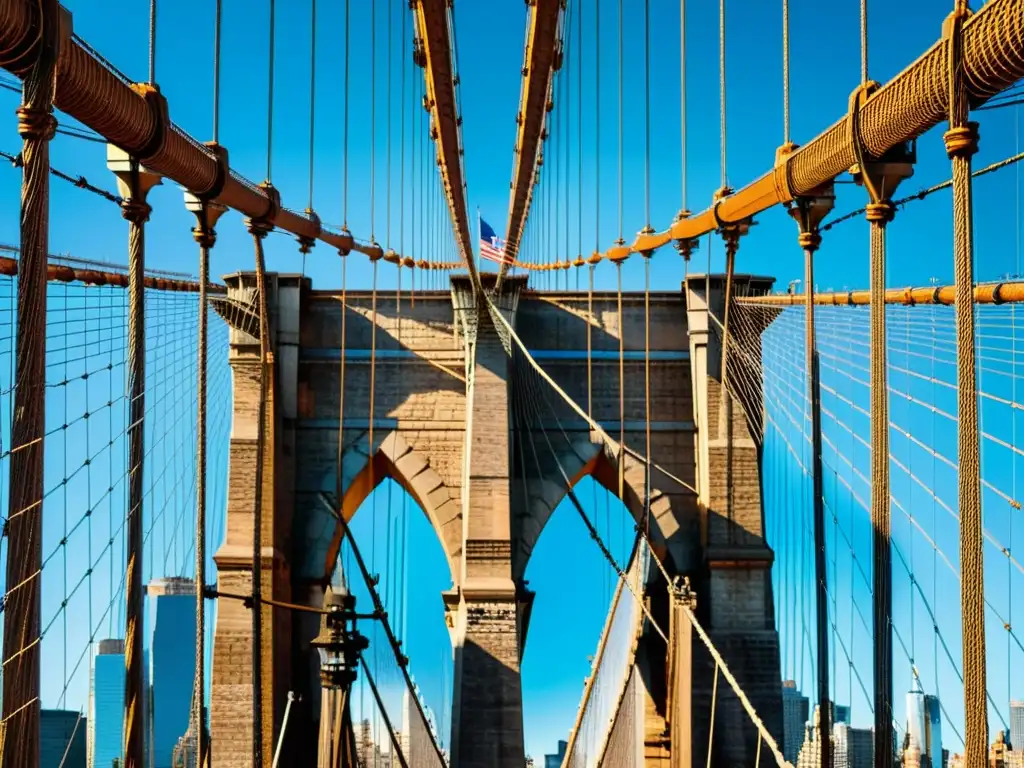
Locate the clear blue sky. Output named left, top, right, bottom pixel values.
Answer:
left=0, top=0, right=1021, bottom=761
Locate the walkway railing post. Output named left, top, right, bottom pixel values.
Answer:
left=109, top=145, right=162, bottom=768
left=0, top=2, right=60, bottom=765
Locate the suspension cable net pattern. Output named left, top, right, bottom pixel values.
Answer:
left=0, top=274, right=230, bottom=764
left=720, top=298, right=1023, bottom=756
left=561, top=537, right=646, bottom=768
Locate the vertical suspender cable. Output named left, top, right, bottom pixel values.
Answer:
left=386, top=0, right=392, bottom=251
left=804, top=233, right=831, bottom=768
left=213, top=0, right=222, bottom=143
left=784, top=0, right=831, bottom=762
left=617, top=0, right=624, bottom=246
left=123, top=167, right=155, bottom=768
left=860, top=0, right=869, bottom=85
left=370, top=0, right=377, bottom=243
left=308, top=0, right=317, bottom=212
left=368, top=0, right=379, bottom=479
left=945, top=4, right=988, bottom=766
left=595, top=0, right=600, bottom=252
left=642, top=0, right=653, bottom=538
left=617, top=263, right=625, bottom=502
left=336, top=0, right=350, bottom=544
left=680, top=0, right=687, bottom=214
left=576, top=0, right=582, bottom=291
left=615, top=0, right=626, bottom=501
left=266, top=0, right=276, bottom=182
left=250, top=221, right=271, bottom=768
left=643, top=0, right=651, bottom=231
left=782, top=0, right=790, bottom=145
left=192, top=206, right=217, bottom=768
left=149, top=0, right=157, bottom=84
left=719, top=0, right=728, bottom=189
left=588, top=0, right=600, bottom=420
left=343, top=0, right=350, bottom=232
left=249, top=5, right=279, bottom=761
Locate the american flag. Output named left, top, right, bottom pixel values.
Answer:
left=479, top=217, right=508, bottom=265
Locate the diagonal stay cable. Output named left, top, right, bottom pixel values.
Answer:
left=315, top=492, right=449, bottom=768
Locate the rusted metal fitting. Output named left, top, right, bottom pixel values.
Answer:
left=336, top=227, right=353, bottom=257
left=184, top=190, right=226, bottom=248
left=943, top=122, right=979, bottom=159
left=864, top=201, right=895, bottom=225
left=366, top=241, right=385, bottom=262
left=383, top=249, right=401, bottom=265
left=16, top=106, right=57, bottom=141
left=297, top=236, right=316, bottom=255
left=129, top=83, right=169, bottom=163
left=416, top=259, right=429, bottom=270
left=671, top=209, right=699, bottom=260
left=787, top=186, right=834, bottom=254
left=587, top=251, right=602, bottom=266
left=199, top=142, right=230, bottom=201
left=297, top=209, right=320, bottom=254
left=245, top=217, right=274, bottom=239
left=772, top=142, right=800, bottom=203
left=572, top=255, right=585, bottom=269
left=120, top=198, right=152, bottom=225
left=255, top=180, right=281, bottom=224
left=607, top=237, right=630, bottom=264
left=402, top=256, right=415, bottom=269
left=797, top=231, right=822, bottom=252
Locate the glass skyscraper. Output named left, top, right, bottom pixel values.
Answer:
left=905, top=678, right=943, bottom=768
left=1011, top=700, right=1024, bottom=751
left=148, top=577, right=198, bottom=768
left=782, top=680, right=810, bottom=765
left=89, top=639, right=125, bottom=768
left=544, top=740, right=567, bottom=768
left=41, top=709, right=87, bottom=768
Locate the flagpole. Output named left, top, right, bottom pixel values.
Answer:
left=476, top=206, right=480, bottom=273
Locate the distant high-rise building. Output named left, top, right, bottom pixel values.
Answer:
left=905, top=678, right=943, bottom=768
left=148, top=577, right=198, bottom=768
left=924, top=694, right=943, bottom=768
left=401, top=687, right=442, bottom=766
left=89, top=639, right=125, bottom=768
left=849, top=726, right=874, bottom=768
left=796, top=706, right=827, bottom=768
left=171, top=725, right=198, bottom=768
left=833, top=722, right=873, bottom=768
left=782, top=680, right=810, bottom=765
left=41, top=709, right=87, bottom=768
left=544, top=740, right=567, bottom=768
left=835, top=704, right=851, bottom=725
left=1011, top=700, right=1024, bottom=751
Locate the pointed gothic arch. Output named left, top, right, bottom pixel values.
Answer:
left=320, top=431, right=462, bottom=585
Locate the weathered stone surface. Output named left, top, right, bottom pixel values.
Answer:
left=211, top=273, right=782, bottom=768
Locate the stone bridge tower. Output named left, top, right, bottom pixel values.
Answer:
left=208, top=271, right=783, bottom=768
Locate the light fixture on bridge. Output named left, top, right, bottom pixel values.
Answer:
left=312, top=582, right=368, bottom=691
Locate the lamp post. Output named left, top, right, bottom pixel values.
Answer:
left=312, top=583, right=368, bottom=768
